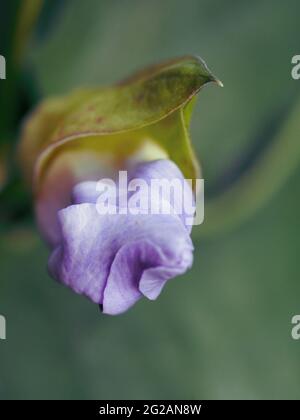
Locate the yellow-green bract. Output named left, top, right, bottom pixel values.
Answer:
left=19, top=55, right=222, bottom=195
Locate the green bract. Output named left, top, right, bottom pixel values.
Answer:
left=20, top=55, right=221, bottom=193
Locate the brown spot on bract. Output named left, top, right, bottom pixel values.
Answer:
left=96, top=116, right=105, bottom=124
left=135, top=92, right=145, bottom=103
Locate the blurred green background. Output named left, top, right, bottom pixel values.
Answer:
left=1, top=0, right=300, bottom=399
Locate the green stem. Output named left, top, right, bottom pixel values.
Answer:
left=196, top=94, right=300, bottom=238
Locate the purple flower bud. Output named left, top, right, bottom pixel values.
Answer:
left=47, top=159, right=194, bottom=315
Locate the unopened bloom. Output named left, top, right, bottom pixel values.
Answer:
left=18, top=56, right=221, bottom=314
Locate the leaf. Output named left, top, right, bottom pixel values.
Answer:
left=19, top=55, right=221, bottom=193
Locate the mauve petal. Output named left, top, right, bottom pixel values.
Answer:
left=48, top=201, right=193, bottom=311
left=103, top=239, right=192, bottom=314
left=72, top=181, right=99, bottom=204
left=139, top=248, right=193, bottom=300
left=102, top=241, right=150, bottom=315
left=48, top=204, right=114, bottom=303
left=129, top=159, right=195, bottom=232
